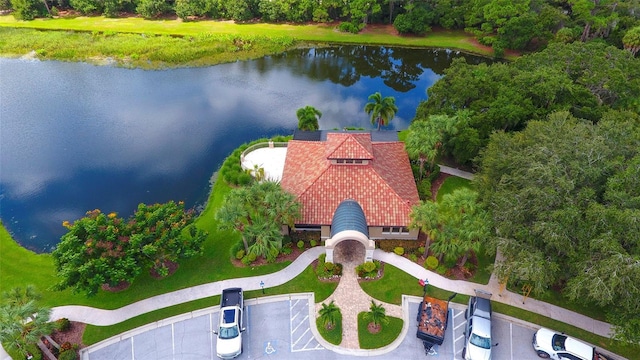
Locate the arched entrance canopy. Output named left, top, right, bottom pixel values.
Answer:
left=324, top=200, right=375, bottom=263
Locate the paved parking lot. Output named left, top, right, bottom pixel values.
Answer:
left=81, top=295, right=556, bottom=360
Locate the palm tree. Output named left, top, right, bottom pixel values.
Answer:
left=364, top=300, right=388, bottom=333
left=0, top=286, right=55, bottom=358
left=410, top=200, right=439, bottom=256
left=364, top=92, right=398, bottom=130
left=318, top=301, right=341, bottom=330
left=296, top=106, right=322, bottom=131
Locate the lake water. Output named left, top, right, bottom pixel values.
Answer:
left=0, top=46, right=490, bottom=252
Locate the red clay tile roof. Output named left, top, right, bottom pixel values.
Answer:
left=281, top=133, right=419, bottom=227
left=325, top=133, right=374, bottom=160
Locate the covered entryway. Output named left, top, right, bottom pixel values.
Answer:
left=324, top=199, right=375, bottom=264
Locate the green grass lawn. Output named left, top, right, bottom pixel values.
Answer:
left=357, top=313, right=403, bottom=349
left=435, top=176, right=472, bottom=202
left=316, top=312, right=342, bottom=346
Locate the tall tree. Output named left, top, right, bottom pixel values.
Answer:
left=216, top=181, right=301, bottom=258
left=129, top=201, right=207, bottom=277
left=410, top=188, right=491, bottom=266
left=0, top=286, right=54, bottom=358
left=296, top=105, right=322, bottom=131
left=622, top=25, right=640, bottom=55
left=53, top=210, right=141, bottom=296
left=364, top=92, right=398, bottom=130
left=476, top=110, right=640, bottom=342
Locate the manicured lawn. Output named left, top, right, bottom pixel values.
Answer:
left=0, top=15, right=494, bottom=57
left=435, top=176, right=472, bottom=202
left=357, top=313, right=403, bottom=349
left=316, top=312, right=342, bottom=346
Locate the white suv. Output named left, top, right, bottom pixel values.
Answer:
left=463, top=289, right=496, bottom=360
left=532, top=328, right=597, bottom=360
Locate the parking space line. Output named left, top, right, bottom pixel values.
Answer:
left=302, top=335, right=315, bottom=349
left=291, top=315, right=308, bottom=333
left=171, top=323, right=175, bottom=360
left=293, top=328, right=310, bottom=346
left=209, top=313, right=214, bottom=360
left=130, top=336, right=134, bottom=360
left=510, top=323, right=513, bottom=360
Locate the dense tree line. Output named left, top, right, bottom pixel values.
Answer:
left=414, top=41, right=640, bottom=165
left=404, top=39, right=640, bottom=342
left=475, top=110, right=640, bottom=343
left=6, top=0, right=640, bottom=53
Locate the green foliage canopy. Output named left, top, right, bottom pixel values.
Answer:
left=476, top=110, right=640, bottom=342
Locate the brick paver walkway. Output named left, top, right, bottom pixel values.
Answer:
left=315, top=241, right=401, bottom=349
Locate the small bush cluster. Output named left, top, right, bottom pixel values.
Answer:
left=281, top=246, right=293, bottom=255
left=297, top=240, right=305, bottom=249
left=58, top=348, right=78, bottom=360
left=56, top=317, right=72, bottom=332
left=219, top=136, right=291, bottom=187
left=241, top=252, right=257, bottom=266
left=416, top=179, right=432, bottom=200
left=235, top=249, right=245, bottom=260
left=356, top=261, right=381, bottom=279
left=338, top=21, right=364, bottom=34
left=315, top=254, right=342, bottom=279
left=377, top=240, right=421, bottom=253
left=393, top=247, right=404, bottom=256
left=424, top=256, right=439, bottom=270
left=310, top=239, right=318, bottom=247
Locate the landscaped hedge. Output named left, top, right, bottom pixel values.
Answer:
left=376, top=239, right=422, bottom=253
left=219, top=135, right=292, bottom=187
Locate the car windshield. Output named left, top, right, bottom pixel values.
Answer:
left=470, top=333, right=491, bottom=349
left=552, top=333, right=567, bottom=351
left=219, top=325, right=239, bottom=339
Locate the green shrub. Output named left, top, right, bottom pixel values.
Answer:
left=10, top=0, right=44, bottom=20
left=338, top=21, right=362, bottom=34
left=56, top=317, right=72, bottom=331
left=324, top=262, right=334, bottom=271
left=281, top=246, right=292, bottom=255
left=58, top=349, right=78, bottom=360
left=332, top=263, right=343, bottom=276
left=417, top=179, right=432, bottom=200
left=240, top=255, right=251, bottom=265
left=235, top=249, right=245, bottom=260
left=393, top=247, right=404, bottom=256
left=435, top=264, right=447, bottom=275
left=417, top=247, right=425, bottom=254
left=297, top=240, right=305, bottom=249
left=363, top=261, right=376, bottom=273
left=229, top=240, right=244, bottom=259
left=427, top=164, right=440, bottom=182
left=247, top=252, right=257, bottom=262
left=318, top=253, right=326, bottom=263
left=408, top=253, right=418, bottom=262
left=310, top=239, right=317, bottom=247
left=425, top=256, right=439, bottom=270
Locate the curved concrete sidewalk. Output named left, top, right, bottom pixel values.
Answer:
left=438, top=164, right=475, bottom=180
left=46, top=247, right=611, bottom=342
left=50, top=247, right=324, bottom=325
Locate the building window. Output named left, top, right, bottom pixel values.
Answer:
left=382, top=227, right=410, bottom=235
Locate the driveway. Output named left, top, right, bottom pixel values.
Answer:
left=81, top=295, right=549, bottom=360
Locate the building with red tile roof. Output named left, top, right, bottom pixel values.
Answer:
left=280, top=131, right=420, bottom=255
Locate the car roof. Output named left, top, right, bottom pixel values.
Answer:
left=536, top=328, right=594, bottom=358
left=470, top=316, right=491, bottom=338
left=473, top=296, right=492, bottom=318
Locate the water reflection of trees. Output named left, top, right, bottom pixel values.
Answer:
left=249, top=46, right=491, bottom=93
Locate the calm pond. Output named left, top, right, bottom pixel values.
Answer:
left=0, top=46, right=490, bottom=252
